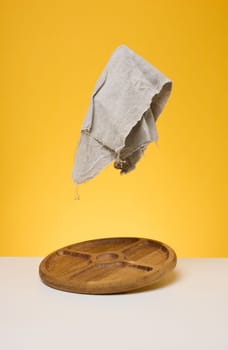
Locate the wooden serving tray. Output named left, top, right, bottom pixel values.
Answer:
left=39, top=237, right=177, bottom=294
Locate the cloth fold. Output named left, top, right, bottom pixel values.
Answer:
left=73, top=45, right=172, bottom=184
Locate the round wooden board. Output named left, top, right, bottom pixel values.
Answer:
left=39, top=237, right=177, bottom=294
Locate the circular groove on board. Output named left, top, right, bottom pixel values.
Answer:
left=39, top=237, right=177, bottom=294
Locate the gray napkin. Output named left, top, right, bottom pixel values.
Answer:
left=73, top=45, right=172, bottom=184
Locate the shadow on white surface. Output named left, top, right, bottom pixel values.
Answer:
left=126, top=268, right=182, bottom=294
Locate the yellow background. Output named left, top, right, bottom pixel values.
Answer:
left=1, top=0, right=227, bottom=256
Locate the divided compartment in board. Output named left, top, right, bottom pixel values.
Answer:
left=68, top=261, right=153, bottom=284
left=122, top=239, right=170, bottom=265
left=66, top=237, right=139, bottom=254
left=45, top=250, right=91, bottom=275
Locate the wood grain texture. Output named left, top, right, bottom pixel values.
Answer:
left=39, top=237, right=177, bottom=294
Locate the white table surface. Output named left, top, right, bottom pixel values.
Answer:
left=0, top=258, right=227, bottom=350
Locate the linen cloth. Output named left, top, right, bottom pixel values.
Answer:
left=73, top=45, right=172, bottom=184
